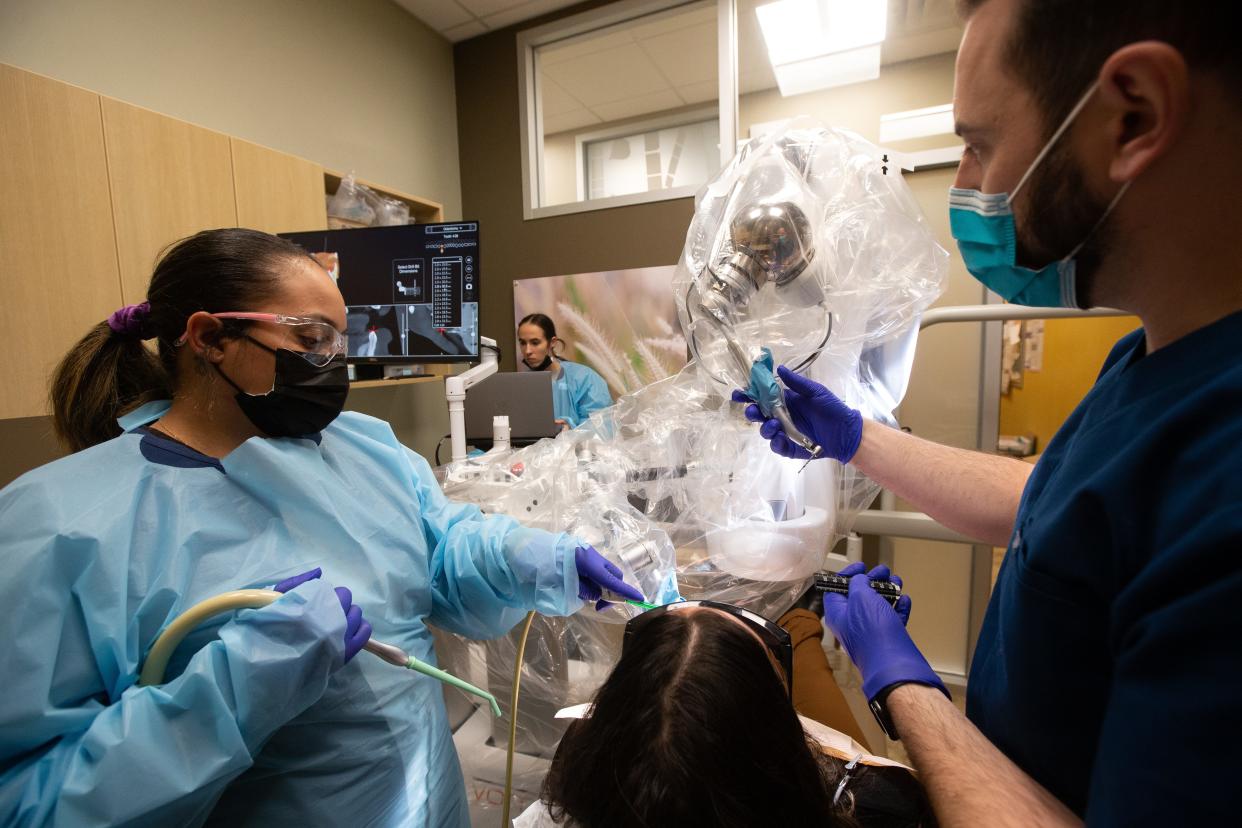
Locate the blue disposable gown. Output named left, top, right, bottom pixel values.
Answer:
left=0, top=403, right=584, bottom=827
left=552, top=361, right=612, bottom=428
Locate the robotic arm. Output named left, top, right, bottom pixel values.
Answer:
left=689, top=201, right=826, bottom=461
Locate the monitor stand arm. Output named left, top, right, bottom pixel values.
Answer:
left=445, top=336, right=499, bottom=464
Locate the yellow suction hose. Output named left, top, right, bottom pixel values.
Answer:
left=137, top=589, right=502, bottom=717
left=501, top=611, right=537, bottom=827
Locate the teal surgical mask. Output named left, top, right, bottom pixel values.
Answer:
left=949, top=82, right=1131, bottom=308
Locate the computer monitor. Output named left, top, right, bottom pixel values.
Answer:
left=279, top=222, right=480, bottom=363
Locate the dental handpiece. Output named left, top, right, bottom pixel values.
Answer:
left=772, top=404, right=822, bottom=472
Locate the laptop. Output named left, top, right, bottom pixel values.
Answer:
left=465, top=371, right=560, bottom=445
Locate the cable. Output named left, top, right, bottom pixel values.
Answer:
left=434, top=433, right=451, bottom=466
left=501, top=610, right=537, bottom=827
left=138, top=590, right=278, bottom=686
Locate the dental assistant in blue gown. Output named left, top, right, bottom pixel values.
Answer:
left=517, top=313, right=612, bottom=429
left=0, top=229, right=641, bottom=827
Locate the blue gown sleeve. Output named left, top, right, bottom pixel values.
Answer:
left=1083, top=504, right=1242, bottom=824
left=0, top=578, right=346, bottom=827
left=406, top=449, right=584, bottom=639
left=571, top=365, right=613, bottom=425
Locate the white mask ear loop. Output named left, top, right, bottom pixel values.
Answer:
left=1064, top=179, right=1133, bottom=261
left=1008, top=81, right=1102, bottom=205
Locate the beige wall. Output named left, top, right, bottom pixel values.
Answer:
left=544, top=132, right=579, bottom=206
left=0, top=0, right=461, bottom=219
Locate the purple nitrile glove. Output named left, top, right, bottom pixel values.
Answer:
left=334, top=586, right=373, bottom=664
left=822, top=562, right=946, bottom=702
left=731, top=366, right=863, bottom=463
left=273, top=568, right=372, bottom=663
left=574, top=545, right=644, bottom=611
left=273, top=567, right=323, bottom=594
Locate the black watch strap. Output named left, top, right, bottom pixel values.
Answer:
left=869, top=680, right=951, bottom=741
left=868, top=683, right=905, bottom=741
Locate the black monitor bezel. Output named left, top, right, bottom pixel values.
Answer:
left=278, top=221, right=481, bottom=365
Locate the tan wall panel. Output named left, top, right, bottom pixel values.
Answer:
left=0, top=64, right=121, bottom=419
left=232, top=138, right=327, bottom=235
left=101, top=97, right=238, bottom=303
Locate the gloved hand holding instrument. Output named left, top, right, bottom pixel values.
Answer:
left=733, top=365, right=863, bottom=467
left=273, top=567, right=371, bottom=662
left=141, top=568, right=504, bottom=716
left=575, top=545, right=650, bottom=610
left=821, top=562, right=949, bottom=740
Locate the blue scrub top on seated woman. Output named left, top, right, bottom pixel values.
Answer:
left=552, top=360, right=612, bottom=428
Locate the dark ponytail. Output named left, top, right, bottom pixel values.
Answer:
left=50, top=228, right=315, bottom=452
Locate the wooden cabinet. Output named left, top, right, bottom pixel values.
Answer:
left=233, top=138, right=327, bottom=234
left=2, top=63, right=448, bottom=423
left=0, top=65, right=122, bottom=419
left=101, top=97, right=239, bottom=304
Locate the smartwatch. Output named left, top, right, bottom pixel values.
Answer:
left=868, top=682, right=905, bottom=741
left=868, top=681, right=951, bottom=741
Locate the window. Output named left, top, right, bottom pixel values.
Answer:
left=580, top=113, right=718, bottom=201
left=519, top=0, right=725, bottom=219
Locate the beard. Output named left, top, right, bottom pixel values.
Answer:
left=1015, top=143, right=1120, bottom=308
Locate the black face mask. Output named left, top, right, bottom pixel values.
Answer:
left=216, top=337, right=349, bottom=437
left=527, top=354, right=553, bottom=371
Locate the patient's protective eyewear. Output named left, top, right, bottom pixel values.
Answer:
left=178, top=312, right=348, bottom=367
left=623, top=600, right=794, bottom=697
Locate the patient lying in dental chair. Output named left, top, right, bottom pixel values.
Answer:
left=516, top=601, right=935, bottom=827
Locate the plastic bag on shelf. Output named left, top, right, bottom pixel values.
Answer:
left=368, top=191, right=411, bottom=226
left=326, top=172, right=375, bottom=228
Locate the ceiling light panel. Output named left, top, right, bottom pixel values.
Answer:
left=756, top=0, right=887, bottom=65
left=772, top=43, right=881, bottom=95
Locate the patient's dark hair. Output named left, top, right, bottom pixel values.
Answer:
left=541, top=609, right=855, bottom=827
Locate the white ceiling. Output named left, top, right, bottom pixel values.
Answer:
left=391, top=0, right=585, bottom=42
left=392, top=1, right=963, bottom=133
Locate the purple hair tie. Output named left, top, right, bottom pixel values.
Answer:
left=107, top=301, right=154, bottom=339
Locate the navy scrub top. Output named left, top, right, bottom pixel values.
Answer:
left=968, top=310, right=1242, bottom=824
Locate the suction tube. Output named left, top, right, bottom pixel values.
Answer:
left=137, top=589, right=502, bottom=717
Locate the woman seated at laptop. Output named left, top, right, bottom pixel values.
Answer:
left=517, top=313, right=612, bottom=429
left=516, top=588, right=935, bottom=827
